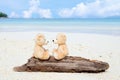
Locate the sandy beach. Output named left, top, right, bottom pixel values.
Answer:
left=0, top=31, right=120, bottom=80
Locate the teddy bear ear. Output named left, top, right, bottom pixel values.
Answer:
left=63, top=35, right=66, bottom=41
left=36, top=33, right=45, bottom=39
left=60, top=33, right=66, bottom=40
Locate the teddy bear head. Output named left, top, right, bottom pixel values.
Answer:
left=35, top=33, right=46, bottom=46
left=54, top=33, right=66, bottom=45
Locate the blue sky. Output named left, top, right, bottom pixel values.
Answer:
left=0, top=0, right=120, bottom=18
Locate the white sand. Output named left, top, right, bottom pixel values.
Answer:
left=0, top=31, right=120, bottom=80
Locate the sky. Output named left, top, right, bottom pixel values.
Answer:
left=0, top=0, right=120, bottom=18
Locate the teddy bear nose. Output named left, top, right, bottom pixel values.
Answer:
left=52, top=40, right=54, bottom=42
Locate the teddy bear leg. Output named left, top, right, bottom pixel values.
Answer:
left=53, top=51, right=63, bottom=60
left=42, top=50, right=50, bottom=60
left=33, top=53, right=38, bottom=58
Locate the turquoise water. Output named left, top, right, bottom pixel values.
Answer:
left=0, top=18, right=120, bottom=35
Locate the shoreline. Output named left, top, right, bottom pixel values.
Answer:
left=0, top=18, right=120, bottom=36
left=0, top=30, right=120, bottom=36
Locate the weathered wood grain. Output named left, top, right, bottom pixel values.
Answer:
left=14, top=56, right=109, bottom=73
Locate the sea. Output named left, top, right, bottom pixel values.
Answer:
left=0, top=18, right=120, bottom=35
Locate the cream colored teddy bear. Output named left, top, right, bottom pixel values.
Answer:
left=33, top=33, right=50, bottom=60
left=52, top=33, right=69, bottom=60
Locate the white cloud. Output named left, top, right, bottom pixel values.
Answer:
left=9, top=12, right=20, bottom=18
left=59, top=0, right=120, bottom=18
left=23, top=11, right=32, bottom=18
left=38, top=9, right=52, bottom=18
left=29, top=0, right=40, bottom=6
left=23, top=0, right=52, bottom=18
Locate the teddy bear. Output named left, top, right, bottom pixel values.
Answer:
left=33, top=33, right=50, bottom=60
left=52, top=33, right=69, bottom=60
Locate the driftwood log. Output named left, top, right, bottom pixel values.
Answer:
left=14, top=56, right=109, bottom=73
